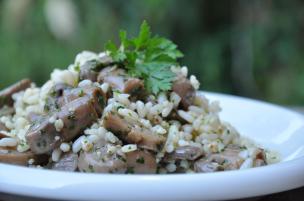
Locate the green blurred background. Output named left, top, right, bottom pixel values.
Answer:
left=0, top=0, right=303, bottom=105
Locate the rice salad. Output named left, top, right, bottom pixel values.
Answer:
left=0, top=21, right=278, bottom=174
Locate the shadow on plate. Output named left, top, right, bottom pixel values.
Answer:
left=0, top=187, right=303, bottom=201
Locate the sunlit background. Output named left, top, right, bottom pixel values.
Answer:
left=0, top=0, right=303, bottom=105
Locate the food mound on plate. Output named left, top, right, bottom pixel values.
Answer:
left=0, top=21, right=277, bottom=174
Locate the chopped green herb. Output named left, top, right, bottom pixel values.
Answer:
left=125, top=167, right=135, bottom=174
left=105, top=20, right=183, bottom=94
left=78, top=89, right=84, bottom=97
left=50, top=89, right=57, bottom=97
left=98, top=95, right=105, bottom=107
left=112, top=89, right=121, bottom=94
left=88, top=165, right=95, bottom=173
left=74, top=64, right=80, bottom=72
left=67, top=111, right=76, bottom=121
left=54, top=102, right=60, bottom=110
left=44, top=104, right=50, bottom=112
left=117, top=154, right=127, bottom=162
left=116, top=105, right=125, bottom=111
left=136, top=157, right=145, bottom=164
left=240, top=146, right=247, bottom=150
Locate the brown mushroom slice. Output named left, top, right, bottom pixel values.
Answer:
left=58, top=97, right=99, bottom=141
left=123, top=78, right=146, bottom=100
left=58, top=86, right=107, bottom=116
left=123, top=79, right=144, bottom=94
left=0, top=79, right=32, bottom=108
left=194, top=160, right=222, bottom=173
left=78, top=144, right=127, bottom=173
left=26, top=97, right=99, bottom=154
left=0, top=148, right=48, bottom=166
left=103, top=113, right=132, bottom=137
left=209, top=154, right=242, bottom=170
left=77, top=86, right=107, bottom=115
left=97, top=67, right=126, bottom=91
left=126, top=127, right=165, bottom=152
left=104, top=114, right=165, bottom=152
left=26, top=116, right=59, bottom=154
left=98, top=67, right=147, bottom=100
left=52, top=152, right=78, bottom=172
left=212, top=145, right=244, bottom=170
left=194, top=145, right=244, bottom=173
left=44, top=83, right=73, bottom=113
left=172, top=77, right=195, bottom=110
left=125, top=150, right=157, bottom=174
left=170, top=145, right=204, bottom=161
left=79, top=56, right=113, bottom=82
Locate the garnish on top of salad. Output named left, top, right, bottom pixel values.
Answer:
left=0, top=21, right=277, bottom=174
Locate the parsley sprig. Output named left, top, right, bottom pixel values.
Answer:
left=105, top=21, right=184, bottom=94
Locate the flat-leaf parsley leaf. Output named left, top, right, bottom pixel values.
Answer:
left=105, top=21, right=183, bottom=94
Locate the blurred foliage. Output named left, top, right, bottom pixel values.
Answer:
left=0, top=0, right=303, bottom=104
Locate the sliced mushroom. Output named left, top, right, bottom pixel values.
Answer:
left=172, top=77, right=195, bottom=110
left=44, top=83, right=73, bottom=113
left=58, top=86, right=107, bottom=115
left=58, top=97, right=99, bottom=141
left=79, top=56, right=112, bottom=82
left=0, top=148, right=48, bottom=166
left=0, top=79, right=32, bottom=108
left=194, top=160, right=222, bottom=173
left=125, top=150, right=157, bottom=174
left=123, top=78, right=146, bottom=100
left=127, top=127, right=165, bottom=152
left=104, top=114, right=165, bottom=152
left=26, top=97, right=99, bottom=154
left=97, top=67, right=126, bottom=91
left=194, top=145, right=244, bottom=173
left=25, top=116, right=61, bottom=154
left=78, top=141, right=127, bottom=173
left=169, top=145, right=204, bottom=161
left=52, top=152, right=78, bottom=171
left=98, top=67, right=146, bottom=99
left=103, top=113, right=132, bottom=137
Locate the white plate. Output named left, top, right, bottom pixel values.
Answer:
left=1, top=92, right=304, bottom=201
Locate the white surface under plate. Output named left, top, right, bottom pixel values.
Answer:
left=1, top=92, right=304, bottom=201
